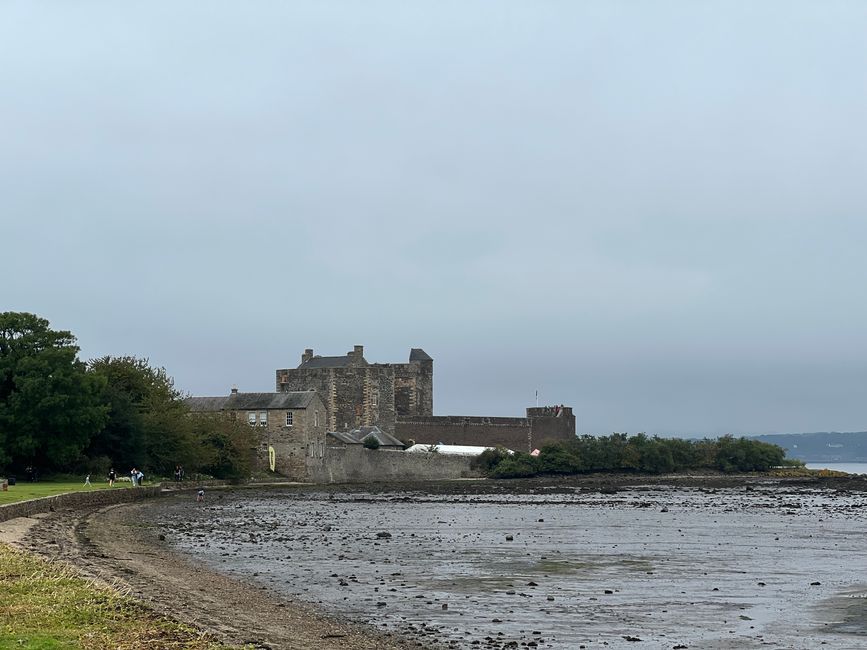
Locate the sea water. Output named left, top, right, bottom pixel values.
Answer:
left=805, top=462, right=867, bottom=474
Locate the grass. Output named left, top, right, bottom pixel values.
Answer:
left=0, top=544, right=234, bottom=649
left=0, top=481, right=125, bottom=506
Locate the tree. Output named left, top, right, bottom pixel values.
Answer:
left=0, top=312, right=107, bottom=471
left=189, top=413, right=254, bottom=480
left=86, top=356, right=207, bottom=475
left=363, top=435, right=381, bottom=450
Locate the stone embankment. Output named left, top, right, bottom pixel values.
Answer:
left=0, top=486, right=163, bottom=523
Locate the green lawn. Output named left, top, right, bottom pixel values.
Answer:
left=0, top=481, right=121, bottom=506
left=0, top=544, right=232, bottom=649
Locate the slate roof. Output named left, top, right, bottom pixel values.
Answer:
left=327, top=426, right=405, bottom=448
left=409, top=348, right=432, bottom=362
left=298, top=355, right=353, bottom=369
left=185, top=392, right=316, bottom=412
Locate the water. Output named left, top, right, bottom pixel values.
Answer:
left=805, top=462, right=867, bottom=474
left=156, top=484, right=867, bottom=649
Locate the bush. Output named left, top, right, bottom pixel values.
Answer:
left=489, top=453, right=540, bottom=478
left=363, top=436, right=381, bottom=450
left=480, top=435, right=792, bottom=479
left=471, top=447, right=512, bottom=472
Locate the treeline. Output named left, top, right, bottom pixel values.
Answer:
left=473, top=433, right=799, bottom=478
left=0, top=312, right=254, bottom=480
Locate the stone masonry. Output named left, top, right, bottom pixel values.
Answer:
left=395, top=406, right=576, bottom=453
left=276, top=345, right=575, bottom=452
left=276, top=346, right=433, bottom=433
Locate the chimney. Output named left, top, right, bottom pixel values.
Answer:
left=302, top=348, right=313, bottom=364
left=230, top=385, right=238, bottom=395
left=354, top=345, right=364, bottom=358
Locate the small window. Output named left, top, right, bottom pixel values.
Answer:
left=285, top=412, right=293, bottom=427
left=247, top=412, right=257, bottom=426
left=371, top=391, right=378, bottom=407
left=258, top=412, right=268, bottom=426
left=314, top=410, right=319, bottom=427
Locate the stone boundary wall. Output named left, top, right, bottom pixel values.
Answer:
left=0, top=486, right=163, bottom=524
left=396, top=413, right=575, bottom=452
left=310, top=446, right=481, bottom=484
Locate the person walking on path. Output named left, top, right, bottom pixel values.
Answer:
left=130, top=468, right=138, bottom=486
left=196, top=487, right=205, bottom=503
left=84, top=474, right=91, bottom=486
left=108, top=468, right=116, bottom=487
left=136, top=469, right=144, bottom=486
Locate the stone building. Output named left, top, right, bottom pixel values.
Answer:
left=275, top=344, right=575, bottom=452
left=275, top=345, right=433, bottom=433
left=184, top=389, right=327, bottom=480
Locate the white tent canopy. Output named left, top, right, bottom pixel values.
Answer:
left=404, top=444, right=513, bottom=456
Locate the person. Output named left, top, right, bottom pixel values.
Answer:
left=108, top=468, right=116, bottom=487
left=84, top=474, right=91, bottom=486
left=174, top=465, right=181, bottom=482
left=196, top=488, right=205, bottom=503
left=130, top=468, right=138, bottom=486
left=136, top=469, right=144, bottom=486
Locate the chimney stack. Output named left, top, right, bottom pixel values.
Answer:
left=230, top=385, right=238, bottom=395
left=302, top=348, right=314, bottom=364
left=354, top=345, right=364, bottom=357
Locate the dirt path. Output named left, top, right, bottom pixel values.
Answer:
left=5, top=502, right=419, bottom=650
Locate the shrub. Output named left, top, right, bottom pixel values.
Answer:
left=490, top=453, right=540, bottom=478
left=471, top=447, right=512, bottom=472
left=363, top=436, right=381, bottom=450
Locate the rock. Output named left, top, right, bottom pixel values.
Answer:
left=505, top=535, right=514, bottom=541
left=376, top=531, right=392, bottom=538
left=623, top=635, right=642, bottom=642
left=158, top=534, right=166, bottom=541
left=811, top=581, right=821, bottom=586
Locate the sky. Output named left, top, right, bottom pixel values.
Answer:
left=2, top=1, right=866, bottom=436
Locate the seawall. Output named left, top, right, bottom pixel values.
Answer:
left=0, top=486, right=163, bottom=523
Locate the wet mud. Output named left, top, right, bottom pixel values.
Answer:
left=148, top=476, right=867, bottom=649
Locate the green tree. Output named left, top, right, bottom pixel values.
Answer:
left=189, top=413, right=254, bottom=480
left=0, top=312, right=107, bottom=471
left=86, top=356, right=207, bottom=476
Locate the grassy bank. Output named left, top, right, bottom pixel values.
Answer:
left=0, top=482, right=121, bottom=506
left=0, top=544, right=234, bottom=650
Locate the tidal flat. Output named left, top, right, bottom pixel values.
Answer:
left=154, top=479, right=867, bottom=649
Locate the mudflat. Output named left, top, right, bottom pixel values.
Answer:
left=6, top=499, right=413, bottom=650
left=6, top=473, right=867, bottom=650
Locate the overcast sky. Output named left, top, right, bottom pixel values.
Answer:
left=2, top=1, right=866, bottom=436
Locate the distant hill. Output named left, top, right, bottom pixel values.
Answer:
left=751, top=432, right=867, bottom=462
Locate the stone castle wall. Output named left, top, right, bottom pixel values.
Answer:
left=308, top=446, right=480, bottom=484
left=395, top=407, right=576, bottom=452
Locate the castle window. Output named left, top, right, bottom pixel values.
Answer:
left=258, top=412, right=268, bottom=426
left=285, top=412, right=293, bottom=427
left=314, top=410, right=319, bottom=427
left=371, top=391, right=378, bottom=407
left=247, top=412, right=257, bottom=426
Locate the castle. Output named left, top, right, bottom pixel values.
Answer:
left=277, top=345, right=575, bottom=451
left=187, top=345, right=575, bottom=481
left=276, top=345, right=433, bottom=433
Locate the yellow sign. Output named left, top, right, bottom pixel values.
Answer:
left=268, top=446, right=276, bottom=472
